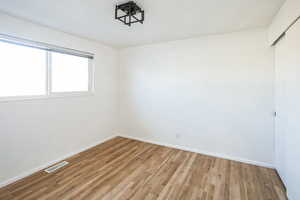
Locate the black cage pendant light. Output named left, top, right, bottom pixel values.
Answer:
left=115, top=1, right=145, bottom=26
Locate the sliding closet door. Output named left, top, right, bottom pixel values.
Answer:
left=274, top=33, right=288, bottom=185
left=275, top=19, right=300, bottom=199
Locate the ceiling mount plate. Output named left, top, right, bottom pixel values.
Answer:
left=115, top=1, right=144, bottom=26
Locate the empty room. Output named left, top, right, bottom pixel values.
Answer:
left=0, top=0, right=299, bottom=199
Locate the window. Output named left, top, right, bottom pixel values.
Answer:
left=0, top=35, right=94, bottom=101
left=51, top=52, right=90, bottom=93
left=0, top=42, right=46, bottom=97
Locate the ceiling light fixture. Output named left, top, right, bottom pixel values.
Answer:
left=115, top=1, right=144, bottom=26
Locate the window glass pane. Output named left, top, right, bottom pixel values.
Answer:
left=0, top=42, right=46, bottom=97
left=51, top=52, right=89, bottom=92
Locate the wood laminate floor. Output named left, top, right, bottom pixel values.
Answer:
left=0, top=137, right=287, bottom=200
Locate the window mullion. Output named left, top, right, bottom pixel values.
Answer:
left=46, top=51, right=52, bottom=95
left=88, top=59, right=94, bottom=92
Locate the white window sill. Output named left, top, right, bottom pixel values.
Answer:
left=0, top=92, right=95, bottom=103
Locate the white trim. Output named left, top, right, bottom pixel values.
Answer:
left=0, top=33, right=94, bottom=59
left=48, top=52, right=94, bottom=95
left=0, top=134, right=117, bottom=188
left=0, top=133, right=274, bottom=189
left=0, top=92, right=95, bottom=103
left=118, top=134, right=274, bottom=169
left=46, top=51, right=52, bottom=95
left=88, top=58, right=95, bottom=93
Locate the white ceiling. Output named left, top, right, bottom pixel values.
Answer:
left=0, top=0, right=285, bottom=48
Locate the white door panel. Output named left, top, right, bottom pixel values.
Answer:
left=274, top=36, right=288, bottom=185
left=275, top=19, right=300, bottom=200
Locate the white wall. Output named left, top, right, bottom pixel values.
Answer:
left=0, top=13, right=119, bottom=186
left=119, top=29, right=275, bottom=166
left=0, top=11, right=277, bottom=188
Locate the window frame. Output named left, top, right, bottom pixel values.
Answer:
left=0, top=35, right=95, bottom=102
left=46, top=51, right=95, bottom=98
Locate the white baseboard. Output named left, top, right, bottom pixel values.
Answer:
left=0, top=134, right=117, bottom=188
left=0, top=133, right=274, bottom=189
left=119, top=134, right=274, bottom=169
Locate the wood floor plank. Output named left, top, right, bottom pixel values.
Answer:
left=0, top=137, right=287, bottom=200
